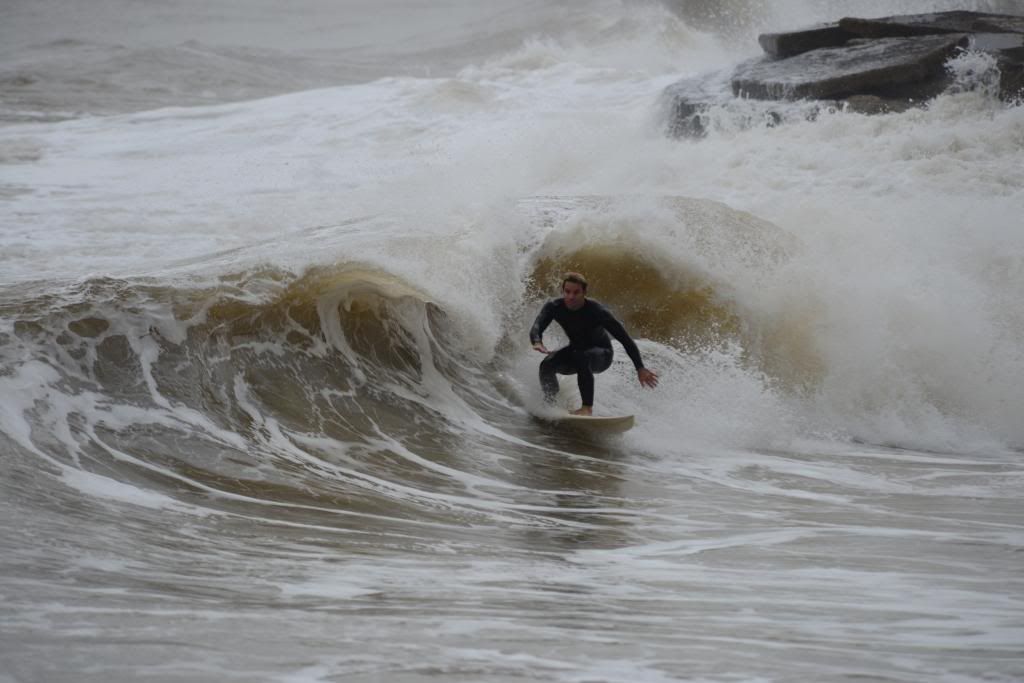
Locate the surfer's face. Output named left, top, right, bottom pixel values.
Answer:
left=562, top=282, right=586, bottom=310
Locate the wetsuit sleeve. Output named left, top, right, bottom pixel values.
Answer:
left=600, top=307, right=645, bottom=370
left=529, top=301, right=556, bottom=345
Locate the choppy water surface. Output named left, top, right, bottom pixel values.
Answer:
left=2, top=1, right=1023, bottom=681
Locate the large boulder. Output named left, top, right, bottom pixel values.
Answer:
left=732, top=33, right=968, bottom=100
left=663, top=10, right=1024, bottom=137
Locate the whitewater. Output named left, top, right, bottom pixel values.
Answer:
left=1, top=0, right=1023, bottom=681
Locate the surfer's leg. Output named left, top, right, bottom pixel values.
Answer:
left=588, top=347, right=613, bottom=375
left=539, top=347, right=575, bottom=403
left=574, top=347, right=613, bottom=407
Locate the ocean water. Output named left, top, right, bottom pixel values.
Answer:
left=1, top=1, right=1023, bottom=681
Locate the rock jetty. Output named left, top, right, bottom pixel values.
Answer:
left=664, top=10, right=1024, bottom=137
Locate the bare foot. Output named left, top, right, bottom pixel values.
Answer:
left=570, top=407, right=593, bottom=416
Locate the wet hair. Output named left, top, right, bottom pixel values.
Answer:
left=561, top=272, right=588, bottom=292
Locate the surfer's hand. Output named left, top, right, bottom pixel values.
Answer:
left=532, top=342, right=550, bottom=354
left=638, top=368, right=658, bottom=389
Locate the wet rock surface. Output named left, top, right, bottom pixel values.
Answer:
left=838, top=12, right=1024, bottom=39
left=732, top=34, right=968, bottom=101
left=664, top=10, right=1024, bottom=137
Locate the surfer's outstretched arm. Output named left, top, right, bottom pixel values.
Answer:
left=600, top=309, right=659, bottom=389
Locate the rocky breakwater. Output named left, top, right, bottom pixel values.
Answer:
left=664, top=10, right=1024, bottom=137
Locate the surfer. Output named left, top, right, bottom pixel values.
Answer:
left=530, top=272, right=658, bottom=415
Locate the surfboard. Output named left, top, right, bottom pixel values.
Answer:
left=545, top=413, right=635, bottom=433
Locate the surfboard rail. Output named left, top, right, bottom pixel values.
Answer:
left=536, top=412, right=635, bottom=433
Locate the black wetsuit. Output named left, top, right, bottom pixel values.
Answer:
left=529, top=298, right=644, bottom=407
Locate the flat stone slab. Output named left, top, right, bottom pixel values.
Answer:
left=970, top=32, right=1024, bottom=51
left=732, top=33, right=968, bottom=100
left=758, top=23, right=855, bottom=58
left=840, top=11, right=1024, bottom=38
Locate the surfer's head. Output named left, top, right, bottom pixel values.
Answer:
left=561, top=272, right=587, bottom=310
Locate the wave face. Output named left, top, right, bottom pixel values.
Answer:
left=2, top=1, right=1023, bottom=681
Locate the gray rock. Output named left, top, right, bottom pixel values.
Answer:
left=840, top=11, right=1024, bottom=39
left=732, top=33, right=968, bottom=100
left=758, top=23, right=855, bottom=58
left=663, top=10, right=1024, bottom=137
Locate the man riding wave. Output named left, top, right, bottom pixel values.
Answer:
left=530, top=272, right=658, bottom=415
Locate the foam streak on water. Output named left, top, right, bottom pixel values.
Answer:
left=1, top=1, right=1023, bottom=681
